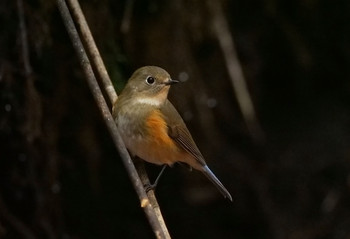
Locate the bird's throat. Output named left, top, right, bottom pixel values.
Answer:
left=135, top=86, right=169, bottom=107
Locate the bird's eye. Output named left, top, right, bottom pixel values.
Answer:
left=146, top=76, right=155, bottom=85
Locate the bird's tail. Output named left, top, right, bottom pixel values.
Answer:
left=202, top=165, right=233, bottom=201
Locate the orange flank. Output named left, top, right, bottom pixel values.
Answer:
left=146, top=110, right=176, bottom=149
left=144, top=110, right=184, bottom=165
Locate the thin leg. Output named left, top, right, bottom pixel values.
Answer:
left=145, top=165, right=167, bottom=192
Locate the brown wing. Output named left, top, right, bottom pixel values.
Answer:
left=160, top=100, right=206, bottom=166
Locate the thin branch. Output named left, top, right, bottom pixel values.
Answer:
left=64, top=1, right=169, bottom=228
left=17, top=0, right=42, bottom=143
left=17, top=1, right=57, bottom=238
left=134, top=158, right=170, bottom=236
left=207, top=0, right=264, bottom=143
left=63, top=0, right=170, bottom=237
left=121, top=0, right=135, bottom=34
left=17, top=0, right=32, bottom=77
left=57, top=0, right=170, bottom=238
left=66, top=0, right=117, bottom=105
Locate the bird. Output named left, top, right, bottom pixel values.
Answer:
left=112, top=66, right=232, bottom=201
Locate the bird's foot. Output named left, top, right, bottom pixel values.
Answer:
left=144, top=183, right=157, bottom=192
left=143, top=165, right=167, bottom=193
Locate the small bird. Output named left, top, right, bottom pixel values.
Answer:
left=113, top=66, right=232, bottom=201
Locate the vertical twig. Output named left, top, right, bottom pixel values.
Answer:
left=121, top=0, right=135, bottom=33
left=17, top=1, right=56, bottom=237
left=17, top=0, right=32, bottom=77
left=17, top=0, right=42, bottom=142
left=57, top=0, right=170, bottom=238
left=207, top=2, right=286, bottom=238
left=207, top=0, right=264, bottom=142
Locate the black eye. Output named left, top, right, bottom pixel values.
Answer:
left=146, top=76, right=155, bottom=85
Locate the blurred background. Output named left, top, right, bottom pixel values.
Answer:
left=1, top=0, right=350, bottom=238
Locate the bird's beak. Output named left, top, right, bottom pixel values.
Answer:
left=164, top=78, right=179, bottom=85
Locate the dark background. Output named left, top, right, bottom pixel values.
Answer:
left=1, top=0, right=350, bottom=238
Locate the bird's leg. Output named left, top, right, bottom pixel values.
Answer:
left=145, top=165, right=167, bottom=192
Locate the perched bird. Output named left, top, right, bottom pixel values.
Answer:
left=113, top=66, right=232, bottom=201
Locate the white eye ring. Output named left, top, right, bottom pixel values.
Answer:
left=146, top=76, right=155, bottom=85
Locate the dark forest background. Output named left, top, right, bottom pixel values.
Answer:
left=1, top=0, right=350, bottom=238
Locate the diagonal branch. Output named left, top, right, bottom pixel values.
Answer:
left=57, top=0, right=170, bottom=238
left=65, top=0, right=117, bottom=106
left=207, top=0, right=264, bottom=143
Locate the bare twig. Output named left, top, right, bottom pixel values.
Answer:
left=17, top=1, right=58, bottom=238
left=134, top=158, right=170, bottom=236
left=207, top=0, right=264, bottom=142
left=17, top=0, right=32, bottom=77
left=66, top=0, right=117, bottom=105
left=121, top=0, right=135, bottom=33
left=57, top=0, right=170, bottom=238
left=17, top=0, right=42, bottom=143
left=206, top=2, right=286, bottom=237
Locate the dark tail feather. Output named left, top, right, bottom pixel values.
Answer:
left=202, top=165, right=232, bottom=201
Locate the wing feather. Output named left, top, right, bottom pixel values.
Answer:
left=160, top=100, right=206, bottom=166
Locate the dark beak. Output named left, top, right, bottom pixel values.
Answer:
left=164, top=79, right=179, bottom=85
